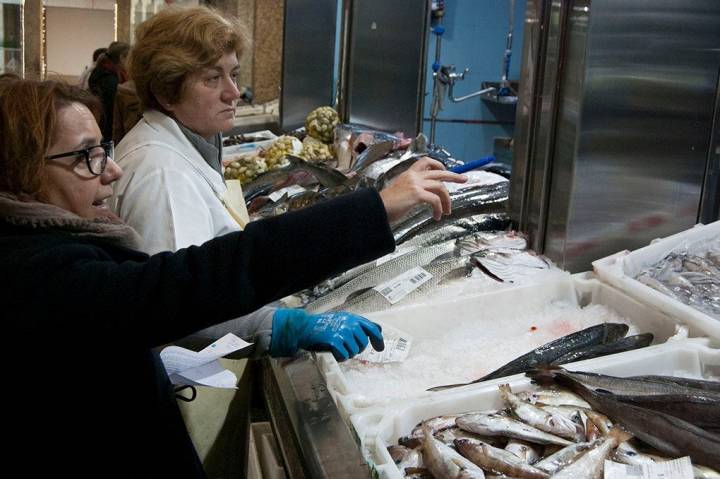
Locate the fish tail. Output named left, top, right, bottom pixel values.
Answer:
left=526, top=365, right=564, bottom=385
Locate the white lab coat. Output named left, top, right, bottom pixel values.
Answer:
left=112, top=109, right=276, bottom=355
left=112, top=109, right=239, bottom=255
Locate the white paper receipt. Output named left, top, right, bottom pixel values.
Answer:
left=160, top=333, right=252, bottom=389
left=374, top=266, right=433, bottom=304
left=604, top=457, right=694, bottom=479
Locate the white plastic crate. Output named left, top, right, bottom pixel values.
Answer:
left=360, top=340, right=719, bottom=479
left=593, top=221, right=720, bottom=338
left=317, top=274, right=712, bottom=443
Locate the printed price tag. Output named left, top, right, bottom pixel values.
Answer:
left=268, top=185, right=306, bottom=202
left=374, top=266, right=433, bottom=304
left=353, top=323, right=413, bottom=363
left=603, top=457, right=693, bottom=479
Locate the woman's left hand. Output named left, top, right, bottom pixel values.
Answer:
left=379, top=157, right=467, bottom=223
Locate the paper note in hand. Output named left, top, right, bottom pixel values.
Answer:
left=160, top=333, right=252, bottom=389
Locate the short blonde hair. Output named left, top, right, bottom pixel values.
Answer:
left=130, top=6, right=247, bottom=112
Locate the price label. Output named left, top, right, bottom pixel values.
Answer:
left=374, top=266, right=433, bottom=304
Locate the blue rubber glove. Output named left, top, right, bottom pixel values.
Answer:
left=270, top=309, right=385, bottom=361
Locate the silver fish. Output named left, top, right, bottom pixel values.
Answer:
left=518, top=389, right=591, bottom=409
left=422, top=427, right=486, bottom=479
left=504, top=439, right=540, bottom=465
left=393, top=182, right=509, bottom=244
left=498, top=385, right=584, bottom=442
left=529, top=367, right=720, bottom=469
left=388, top=445, right=424, bottom=473
left=454, top=438, right=549, bottom=479
left=456, top=413, right=571, bottom=446
left=533, top=441, right=597, bottom=474
left=550, top=428, right=632, bottom=479
left=435, top=428, right=506, bottom=448
left=305, top=240, right=457, bottom=313
left=331, top=256, right=475, bottom=314
left=402, top=214, right=511, bottom=249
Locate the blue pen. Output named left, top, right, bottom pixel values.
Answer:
left=449, top=156, right=495, bottom=174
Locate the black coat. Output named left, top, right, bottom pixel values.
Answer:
left=89, top=63, right=119, bottom=141
left=0, top=189, right=393, bottom=478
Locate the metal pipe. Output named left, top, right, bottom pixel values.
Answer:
left=429, top=14, right=445, bottom=145
left=501, top=0, right=516, bottom=86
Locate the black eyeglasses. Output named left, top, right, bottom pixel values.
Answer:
left=46, top=141, right=114, bottom=176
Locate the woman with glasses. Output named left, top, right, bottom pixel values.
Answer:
left=0, top=80, right=463, bottom=477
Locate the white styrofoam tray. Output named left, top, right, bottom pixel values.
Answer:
left=593, top=221, right=719, bottom=338
left=359, top=339, right=720, bottom=479
left=317, top=273, right=712, bottom=436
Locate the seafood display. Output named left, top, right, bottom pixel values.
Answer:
left=388, top=378, right=720, bottom=478
left=428, top=323, right=653, bottom=392
left=635, top=237, right=720, bottom=319
left=339, top=305, right=645, bottom=405
left=301, top=229, right=553, bottom=315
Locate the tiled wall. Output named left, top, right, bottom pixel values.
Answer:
left=423, top=0, right=526, bottom=163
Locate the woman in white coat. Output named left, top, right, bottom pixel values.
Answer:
left=112, top=5, right=462, bottom=256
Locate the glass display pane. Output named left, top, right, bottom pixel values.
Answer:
left=0, top=1, right=23, bottom=76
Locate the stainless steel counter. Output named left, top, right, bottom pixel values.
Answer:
left=261, top=353, right=372, bottom=479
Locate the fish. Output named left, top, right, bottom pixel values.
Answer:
left=305, top=240, right=458, bottom=313
left=549, top=428, right=632, bottom=479
left=331, top=256, right=475, bottom=315
left=498, top=385, right=584, bottom=441
left=421, top=426, right=487, bottom=478
left=517, top=389, right=591, bottom=409
left=350, top=140, right=395, bottom=173
left=435, top=428, right=507, bottom=448
left=243, top=155, right=347, bottom=203
left=504, top=439, right=540, bottom=465
left=624, top=375, right=720, bottom=393
left=599, top=392, right=720, bottom=427
left=550, top=333, right=654, bottom=365
left=454, top=438, right=549, bottom=479
left=527, top=367, right=720, bottom=469
left=388, top=444, right=424, bottom=473
left=533, top=441, right=597, bottom=474
left=455, top=413, right=572, bottom=446
left=637, top=248, right=720, bottom=319
left=528, top=368, right=720, bottom=400
left=402, top=214, right=512, bottom=249
left=428, top=323, right=629, bottom=391
left=399, top=415, right=466, bottom=448
left=392, top=182, right=509, bottom=244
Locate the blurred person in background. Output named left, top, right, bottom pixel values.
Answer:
left=112, top=79, right=142, bottom=144
left=78, top=47, right=107, bottom=89
left=89, top=41, right=129, bottom=141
